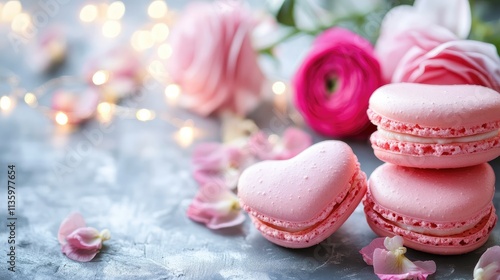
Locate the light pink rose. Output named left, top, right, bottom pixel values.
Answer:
left=392, top=40, right=500, bottom=92
left=293, top=27, right=383, bottom=138
left=376, top=0, right=471, bottom=83
left=167, top=1, right=265, bottom=117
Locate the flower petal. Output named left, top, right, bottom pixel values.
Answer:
left=58, top=212, right=86, bottom=245
left=360, top=237, right=386, bottom=265
left=384, top=235, right=404, bottom=252
left=280, top=128, right=312, bottom=160
left=414, top=0, right=471, bottom=38
left=474, top=246, right=500, bottom=280
left=187, top=183, right=245, bottom=229
left=65, top=227, right=103, bottom=251
left=373, top=248, right=435, bottom=279
left=61, top=243, right=99, bottom=262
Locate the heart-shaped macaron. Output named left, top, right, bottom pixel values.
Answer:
left=238, top=140, right=367, bottom=248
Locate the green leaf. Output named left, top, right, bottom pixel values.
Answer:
left=276, top=0, right=296, bottom=27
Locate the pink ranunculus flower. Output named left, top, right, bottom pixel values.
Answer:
left=187, top=182, right=245, bottom=229
left=473, top=246, right=500, bottom=280
left=192, top=142, right=253, bottom=190
left=58, top=212, right=111, bottom=262
left=392, top=40, right=500, bottom=92
left=293, top=27, right=383, bottom=138
left=167, top=1, right=265, bottom=117
left=360, top=236, right=436, bottom=280
left=248, top=127, right=312, bottom=160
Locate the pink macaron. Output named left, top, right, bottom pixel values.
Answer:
left=238, top=141, right=367, bottom=248
left=368, top=83, right=500, bottom=168
left=363, top=163, right=497, bottom=255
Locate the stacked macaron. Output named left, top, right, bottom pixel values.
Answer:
left=363, top=83, right=500, bottom=255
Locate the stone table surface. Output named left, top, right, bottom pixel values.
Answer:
left=0, top=1, right=499, bottom=279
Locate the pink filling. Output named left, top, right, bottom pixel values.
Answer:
left=367, top=109, right=500, bottom=138
left=248, top=170, right=367, bottom=243
left=370, top=132, right=500, bottom=156
left=363, top=192, right=498, bottom=247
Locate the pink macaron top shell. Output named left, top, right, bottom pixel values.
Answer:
left=369, top=163, right=495, bottom=223
left=369, top=83, right=500, bottom=137
left=238, top=141, right=358, bottom=227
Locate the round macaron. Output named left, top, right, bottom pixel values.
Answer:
left=368, top=83, right=500, bottom=168
left=238, top=140, right=367, bottom=248
left=363, top=163, right=497, bottom=255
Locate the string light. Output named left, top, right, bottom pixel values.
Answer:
left=176, top=121, right=195, bottom=147
left=80, top=4, right=98, bottom=22
left=97, top=102, right=114, bottom=122
left=0, top=96, right=12, bottom=111
left=157, top=43, right=172, bottom=59
left=151, top=23, right=169, bottom=42
left=136, top=108, right=155, bottom=121
left=107, top=1, right=125, bottom=20
left=24, top=92, right=37, bottom=107
left=11, top=12, right=30, bottom=33
left=102, top=20, right=121, bottom=38
left=92, top=70, right=109, bottom=85
left=148, top=0, right=167, bottom=19
left=164, top=84, right=180, bottom=99
left=55, top=111, right=69, bottom=125
left=272, top=81, right=286, bottom=95
left=1, top=1, right=22, bottom=22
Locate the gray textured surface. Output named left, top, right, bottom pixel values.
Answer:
left=0, top=1, right=499, bottom=279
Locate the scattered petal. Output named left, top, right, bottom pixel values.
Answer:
left=58, top=212, right=86, bottom=245
left=361, top=236, right=436, bottom=280
left=187, top=182, right=245, bottom=229
left=474, top=246, right=500, bottom=280
left=248, top=128, right=311, bottom=160
left=58, top=212, right=110, bottom=262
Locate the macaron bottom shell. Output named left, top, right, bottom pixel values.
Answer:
left=248, top=170, right=367, bottom=249
left=363, top=197, right=498, bottom=255
left=370, top=132, right=500, bottom=168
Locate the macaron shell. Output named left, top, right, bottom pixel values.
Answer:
left=252, top=170, right=367, bottom=248
left=238, top=141, right=358, bottom=224
left=369, top=83, right=500, bottom=135
left=370, top=131, right=500, bottom=168
left=363, top=163, right=498, bottom=255
left=365, top=207, right=497, bottom=255
left=368, top=163, right=495, bottom=222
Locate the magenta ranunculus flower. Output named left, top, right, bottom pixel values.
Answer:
left=167, top=1, right=265, bottom=117
left=293, top=27, right=383, bottom=138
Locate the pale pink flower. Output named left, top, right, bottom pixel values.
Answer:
left=192, top=142, right=252, bottom=190
left=474, top=246, right=500, bottom=280
left=58, top=212, right=110, bottom=262
left=187, top=182, right=245, bottom=229
left=360, top=236, right=436, bottom=280
left=167, top=1, right=265, bottom=116
left=248, top=128, right=312, bottom=160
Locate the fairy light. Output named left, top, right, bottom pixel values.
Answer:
left=164, top=84, right=180, bottom=99
left=176, top=121, right=195, bottom=147
left=151, top=23, right=169, bottom=42
left=97, top=102, right=113, bottom=122
left=92, top=70, right=109, bottom=85
left=157, top=43, right=172, bottom=59
left=55, top=111, right=69, bottom=125
left=131, top=30, right=155, bottom=51
left=11, top=12, right=30, bottom=33
left=148, top=0, right=167, bottom=19
left=136, top=109, right=155, bottom=121
left=1, top=1, right=22, bottom=22
left=0, top=96, right=12, bottom=111
left=272, top=81, right=286, bottom=95
left=80, top=4, right=98, bottom=22
left=24, top=92, right=37, bottom=107
left=102, top=20, right=121, bottom=38
left=107, top=1, right=125, bottom=20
